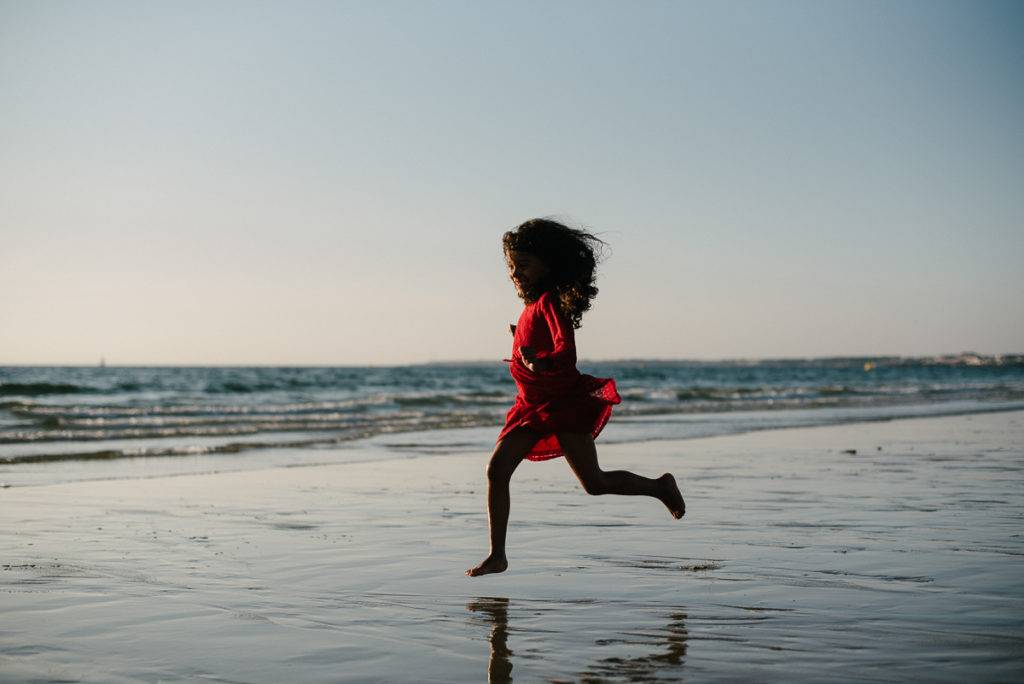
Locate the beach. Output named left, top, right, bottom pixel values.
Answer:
left=2, top=410, right=1022, bottom=682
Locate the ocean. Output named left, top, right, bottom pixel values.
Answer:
left=2, top=357, right=1023, bottom=487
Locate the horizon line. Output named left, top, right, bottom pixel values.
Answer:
left=1, top=351, right=1020, bottom=369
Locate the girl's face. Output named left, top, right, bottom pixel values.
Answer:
left=505, top=249, right=550, bottom=300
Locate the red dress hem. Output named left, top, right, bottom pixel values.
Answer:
left=498, top=376, right=621, bottom=461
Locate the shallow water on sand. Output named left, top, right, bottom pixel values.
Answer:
left=4, top=360, right=1022, bottom=473
left=1, top=412, right=1023, bottom=682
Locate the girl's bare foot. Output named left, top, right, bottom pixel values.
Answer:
left=466, top=554, right=509, bottom=577
left=658, top=473, right=686, bottom=519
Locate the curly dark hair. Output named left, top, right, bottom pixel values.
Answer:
left=502, top=218, right=607, bottom=329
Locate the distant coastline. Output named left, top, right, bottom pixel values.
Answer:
left=3, top=352, right=1019, bottom=369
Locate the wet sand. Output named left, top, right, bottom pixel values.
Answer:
left=2, top=411, right=1023, bottom=682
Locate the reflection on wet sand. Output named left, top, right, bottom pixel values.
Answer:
left=468, top=597, right=513, bottom=683
left=581, top=610, right=688, bottom=681
left=468, top=598, right=688, bottom=683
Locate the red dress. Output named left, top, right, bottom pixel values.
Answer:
left=498, top=291, right=621, bottom=461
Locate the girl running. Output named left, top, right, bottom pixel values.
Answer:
left=467, top=218, right=685, bottom=577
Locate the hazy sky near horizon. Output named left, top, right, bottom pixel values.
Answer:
left=2, top=0, right=1022, bottom=365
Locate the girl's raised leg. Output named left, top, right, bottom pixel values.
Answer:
left=557, top=432, right=685, bottom=519
left=466, top=426, right=539, bottom=577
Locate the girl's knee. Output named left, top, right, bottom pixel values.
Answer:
left=581, top=473, right=608, bottom=496
left=486, top=459, right=507, bottom=483
left=486, top=452, right=516, bottom=483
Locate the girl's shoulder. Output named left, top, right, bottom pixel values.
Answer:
left=536, top=290, right=556, bottom=306
left=529, top=290, right=556, bottom=315
left=535, top=290, right=568, bottom=322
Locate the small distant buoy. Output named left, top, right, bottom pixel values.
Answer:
left=863, top=361, right=875, bottom=372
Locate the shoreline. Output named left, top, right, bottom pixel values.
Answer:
left=2, top=411, right=1023, bottom=681
left=3, top=398, right=1024, bottom=489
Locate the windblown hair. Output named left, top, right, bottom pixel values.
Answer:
left=502, top=218, right=607, bottom=329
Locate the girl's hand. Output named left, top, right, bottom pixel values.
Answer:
left=518, top=345, right=549, bottom=372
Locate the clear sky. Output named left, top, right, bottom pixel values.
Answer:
left=1, top=0, right=1022, bottom=365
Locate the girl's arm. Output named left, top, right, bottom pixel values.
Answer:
left=529, top=292, right=577, bottom=371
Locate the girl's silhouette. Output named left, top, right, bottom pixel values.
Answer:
left=467, top=218, right=685, bottom=577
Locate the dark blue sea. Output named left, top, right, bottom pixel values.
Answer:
left=2, top=356, right=1022, bottom=486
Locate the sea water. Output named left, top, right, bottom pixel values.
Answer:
left=2, top=357, right=1022, bottom=486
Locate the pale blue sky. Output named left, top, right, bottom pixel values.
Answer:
left=1, top=0, right=1022, bottom=364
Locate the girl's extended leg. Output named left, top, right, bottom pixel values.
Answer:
left=466, top=426, right=539, bottom=577
left=557, top=431, right=685, bottom=519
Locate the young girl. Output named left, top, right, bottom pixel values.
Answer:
left=466, top=218, right=686, bottom=578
